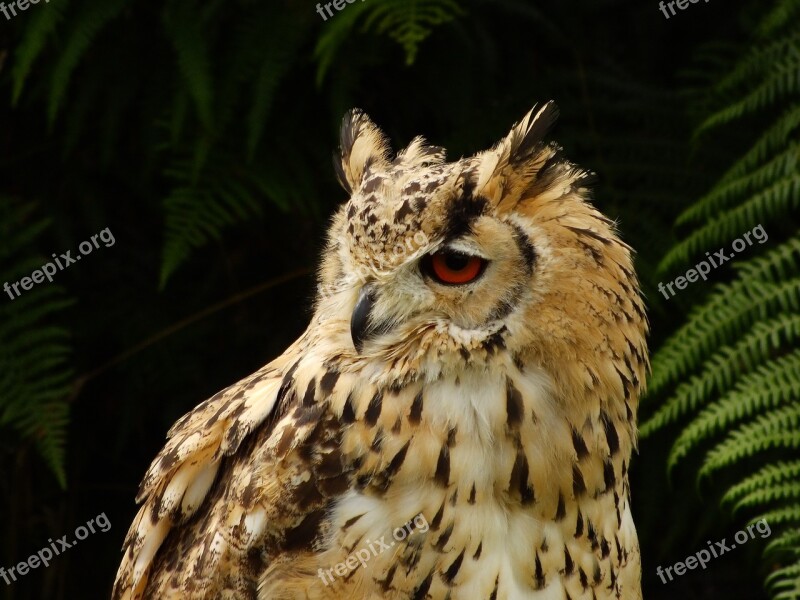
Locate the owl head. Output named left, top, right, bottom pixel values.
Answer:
left=316, top=103, right=648, bottom=401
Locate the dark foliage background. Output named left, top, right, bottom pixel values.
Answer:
left=0, top=0, right=797, bottom=598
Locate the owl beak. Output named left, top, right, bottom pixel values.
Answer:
left=351, top=284, right=377, bottom=353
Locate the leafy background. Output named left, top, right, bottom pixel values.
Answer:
left=0, top=0, right=797, bottom=598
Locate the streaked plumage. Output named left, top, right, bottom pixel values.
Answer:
left=113, top=102, right=649, bottom=600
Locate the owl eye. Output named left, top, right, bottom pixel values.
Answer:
left=423, top=250, right=487, bottom=285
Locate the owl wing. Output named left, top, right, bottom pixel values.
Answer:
left=111, top=334, right=356, bottom=599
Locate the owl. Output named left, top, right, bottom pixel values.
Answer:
left=112, top=102, right=649, bottom=600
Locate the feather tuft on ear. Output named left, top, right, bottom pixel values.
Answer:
left=333, top=109, right=392, bottom=194
left=476, top=101, right=572, bottom=210
left=506, top=101, right=560, bottom=166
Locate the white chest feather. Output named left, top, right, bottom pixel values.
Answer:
left=322, top=369, right=610, bottom=599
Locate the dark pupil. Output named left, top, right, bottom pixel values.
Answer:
left=444, top=252, right=470, bottom=271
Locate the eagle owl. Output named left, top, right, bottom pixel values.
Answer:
left=113, top=103, right=649, bottom=600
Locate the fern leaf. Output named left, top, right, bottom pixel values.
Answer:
left=667, top=351, right=800, bottom=470
left=647, top=271, right=800, bottom=398
left=11, top=0, right=70, bottom=105
left=766, top=564, right=800, bottom=600
left=738, top=235, right=800, bottom=283
left=697, top=37, right=800, bottom=134
left=677, top=143, right=799, bottom=227
left=719, top=105, right=800, bottom=187
left=162, top=0, right=215, bottom=130
left=709, top=33, right=800, bottom=101
left=731, top=482, right=800, bottom=516
left=659, top=174, right=800, bottom=274
left=757, top=505, right=800, bottom=528
left=315, top=0, right=463, bottom=83
left=759, top=0, right=800, bottom=37
left=159, top=155, right=264, bottom=287
left=699, top=403, right=800, bottom=479
left=765, top=528, right=800, bottom=600
left=47, top=0, right=129, bottom=124
left=724, top=461, right=800, bottom=507
left=0, top=200, right=74, bottom=488
left=245, top=14, right=307, bottom=159
left=768, top=567, right=800, bottom=596
left=363, top=0, right=464, bottom=65
left=642, top=314, right=800, bottom=436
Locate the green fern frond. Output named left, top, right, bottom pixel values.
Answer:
left=47, top=0, right=130, bottom=124
left=757, top=505, right=800, bottom=528
left=667, top=351, right=800, bottom=470
left=0, top=221, right=50, bottom=262
left=677, top=143, right=799, bottom=227
left=244, top=12, right=308, bottom=159
left=767, top=528, right=800, bottom=557
left=719, top=105, right=800, bottom=187
left=363, top=0, right=464, bottom=65
left=731, top=482, right=800, bottom=516
left=11, top=0, right=70, bottom=105
left=724, top=461, right=800, bottom=507
left=315, top=0, right=463, bottom=83
left=0, top=200, right=74, bottom=488
left=162, top=0, right=215, bottom=131
left=659, top=174, right=799, bottom=274
left=759, top=0, right=800, bottom=37
left=765, top=528, right=800, bottom=599
left=697, top=34, right=800, bottom=135
left=737, top=236, right=800, bottom=282
left=766, top=564, right=800, bottom=600
left=647, top=269, right=800, bottom=397
left=160, top=52, right=319, bottom=285
left=767, top=572, right=800, bottom=600
left=159, top=155, right=265, bottom=287
left=708, top=32, right=800, bottom=102
left=642, top=314, right=800, bottom=436
left=698, top=403, right=800, bottom=479
left=246, top=63, right=282, bottom=158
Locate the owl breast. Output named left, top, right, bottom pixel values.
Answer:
left=308, top=365, right=623, bottom=599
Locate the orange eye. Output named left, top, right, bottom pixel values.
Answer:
left=425, top=251, right=487, bottom=285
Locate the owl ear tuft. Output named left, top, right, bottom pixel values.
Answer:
left=476, top=101, right=563, bottom=208
left=334, top=109, right=392, bottom=194
left=504, top=101, right=560, bottom=166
